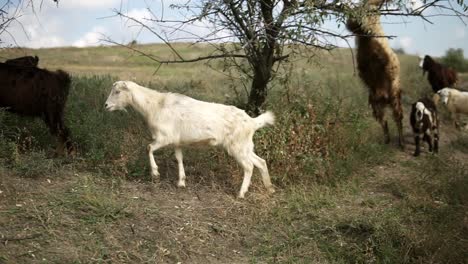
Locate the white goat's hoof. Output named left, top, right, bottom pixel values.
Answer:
left=151, top=171, right=160, bottom=181
left=238, top=193, right=246, bottom=199
left=267, top=187, right=276, bottom=194
left=177, top=181, right=186, bottom=188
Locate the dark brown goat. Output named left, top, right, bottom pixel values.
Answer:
left=0, top=63, right=74, bottom=154
left=5, top=55, right=39, bottom=67
left=410, top=97, right=439, bottom=157
left=346, top=0, right=404, bottom=147
left=419, top=55, right=458, bottom=93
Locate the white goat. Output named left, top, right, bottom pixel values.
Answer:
left=104, top=81, right=275, bottom=198
left=437, top=87, right=468, bottom=129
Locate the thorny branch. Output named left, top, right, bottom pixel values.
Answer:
left=0, top=0, right=61, bottom=47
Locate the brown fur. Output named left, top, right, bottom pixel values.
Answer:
left=421, top=55, right=458, bottom=93
left=0, top=62, right=73, bottom=154
left=346, top=0, right=404, bottom=147
left=5, top=55, right=39, bottom=67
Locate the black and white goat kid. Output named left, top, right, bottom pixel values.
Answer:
left=410, top=98, right=439, bottom=157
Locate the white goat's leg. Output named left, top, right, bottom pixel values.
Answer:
left=433, top=125, right=439, bottom=153
left=251, top=153, right=275, bottom=194
left=174, top=148, right=186, bottom=187
left=147, top=140, right=166, bottom=181
left=455, top=113, right=461, bottom=129
left=237, top=155, right=254, bottom=199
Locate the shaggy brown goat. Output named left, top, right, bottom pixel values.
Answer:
left=0, top=62, right=74, bottom=155
left=346, top=0, right=404, bottom=147
left=5, top=55, right=39, bottom=67
left=419, top=55, right=458, bottom=93
left=410, top=97, right=439, bottom=156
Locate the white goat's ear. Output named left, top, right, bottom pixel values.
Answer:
left=120, top=82, right=130, bottom=91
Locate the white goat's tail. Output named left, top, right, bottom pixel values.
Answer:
left=254, top=111, right=275, bottom=130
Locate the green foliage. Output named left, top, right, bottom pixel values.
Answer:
left=57, top=175, right=130, bottom=224
left=394, top=47, right=406, bottom=55
left=441, top=48, right=468, bottom=72
left=10, top=151, right=59, bottom=178
left=66, top=75, right=124, bottom=164
left=255, top=92, right=385, bottom=187
left=250, top=154, right=468, bottom=263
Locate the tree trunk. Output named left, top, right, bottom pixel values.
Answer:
left=247, top=51, right=274, bottom=116
left=247, top=72, right=269, bottom=116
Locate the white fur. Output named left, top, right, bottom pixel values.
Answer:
left=437, top=87, right=468, bottom=128
left=415, top=102, right=433, bottom=124
left=105, top=81, right=275, bottom=198
left=418, top=56, right=424, bottom=68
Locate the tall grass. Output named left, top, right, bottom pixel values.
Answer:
left=248, top=153, right=467, bottom=263
left=0, top=51, right=385, bottom=185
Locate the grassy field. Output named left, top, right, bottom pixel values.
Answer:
left=0, top=44, right=467, bottom=263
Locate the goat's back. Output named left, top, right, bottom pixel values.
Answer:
left=5, top=56, right=39, bottom=67
left=447, top=89, right=468, bottom=113
left=150, top=92, right=258, bottom=146
left=0, top=63, right=71, bottom=116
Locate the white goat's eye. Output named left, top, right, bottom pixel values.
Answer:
left=115, top=90, right=120, bottom=95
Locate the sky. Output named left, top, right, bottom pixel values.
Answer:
left=1, top=0, right=467, bottom=57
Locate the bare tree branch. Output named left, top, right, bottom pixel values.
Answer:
left=102, top=37, right=249, bottom=64
left=0, top=0, right=61, bottom=47
left=108, top=0, right=467, bottom=114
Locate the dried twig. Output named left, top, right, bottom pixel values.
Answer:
left=0, top=233, right=42, bottom=243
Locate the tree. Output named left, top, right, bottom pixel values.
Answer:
left=442, top=48, right=468, bottom=72
left=110, top=0, right=467, bottom=115
left=394, top=47, right=406, bottom=55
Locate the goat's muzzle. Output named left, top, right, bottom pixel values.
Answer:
left=416, top=110, right=423, bottom=121
left=104, top=103, right=112, bottom=111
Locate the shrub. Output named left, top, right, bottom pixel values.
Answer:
left=441, top=48, right=468, bottom=72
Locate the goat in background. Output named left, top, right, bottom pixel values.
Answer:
left=437, top=87, right=468, bottom=129
left=419, top=55, right=458, bottom=93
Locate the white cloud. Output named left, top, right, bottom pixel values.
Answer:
left=455, top=27, right=466, bottom=39
left=112, top=8, right=154, bottom=43
left=21, top=23, right=67, bottom=48
left=406, top=0, right=424, bottom=11
left=126, top=8, right=153, bottom=21
left=59, top=0, right=122, bottom=9
left=399, top=36, right=413, bottom=50
left=73, top=26, right=108, bottom=47
left=2, top=6, right=67, bottom=48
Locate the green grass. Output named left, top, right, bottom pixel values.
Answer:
left=249, top=153, right=467, bottom=263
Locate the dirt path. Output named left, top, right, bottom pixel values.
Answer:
left=0, top=169, right=275, bottom=263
